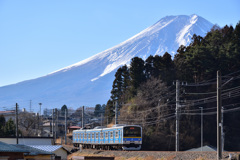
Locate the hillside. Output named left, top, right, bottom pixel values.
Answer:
left=0, top=14, right=213, bottom=110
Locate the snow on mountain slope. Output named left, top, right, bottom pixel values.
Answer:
left=0, top=14, right=213, bottom=111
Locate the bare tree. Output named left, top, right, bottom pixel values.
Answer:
left=18, top=112, right=38, bottom=136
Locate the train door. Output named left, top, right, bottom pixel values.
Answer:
left=105, top=131, right=109, bottom=144
left=100, top=131, right=103, bottom=144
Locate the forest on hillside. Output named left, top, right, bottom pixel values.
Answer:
left=105, top=22, right=240, bottom=151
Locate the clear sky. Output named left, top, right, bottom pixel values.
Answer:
left=0, top=0, right=239, bottom=87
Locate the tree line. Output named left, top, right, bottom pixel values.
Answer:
left=105, top=22, right=240, bottom=150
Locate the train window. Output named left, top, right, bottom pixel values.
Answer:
left=96, top=133, right=99, bottom=139
left=92, top=133, right=94, bottom=139
left=81, top=133, right=83, bottom=139
left=110, top=131, right=113, bottom=139
left=88, top=133, right=90, bottom=139
left=84, top=133, right=87, bottom=139
left=78, top=133, right=80, bottom=139
left=105, top=132, right=108, bottom=139
left=115, top=131, right=119, bottom=138
left=100, top=132, right=103, bottom=139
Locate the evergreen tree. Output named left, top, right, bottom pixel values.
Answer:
left=4, top=118, right=15, bottom=137
left=145, top=55, right=155, bottom=79
left=121, top=65, right=130, bottom=94
left=0, top=115, right=5, bottom=127
left=129, top=57, right=146, bottom=96
left=104, top=99, right=114, bottom=125
left=161, top=52, right=175, bottom=84
left=94, top=104, right=102, bottom=117
left=0, top=115, right=6, bottom=136
left=61, top=105, right=68, bottom=117
left=111, top=67, right=123, bottom=101
left=121, top=65, right=131, bottom=103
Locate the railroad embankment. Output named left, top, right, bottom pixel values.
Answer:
left=68, top=149, right=240, bottom=160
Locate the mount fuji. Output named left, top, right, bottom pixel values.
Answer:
left=0, top=14, right=213, bottom=111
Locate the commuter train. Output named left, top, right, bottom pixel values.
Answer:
left=72, top=124, right=142, bottom=150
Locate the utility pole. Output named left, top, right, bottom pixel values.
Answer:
left=217, top=70, right=222, bottom=160
left=65, top=108, right=67, bottom=145
left=52, top=109, right=54, bottom=141
left=82, top=106, right=84, bottom=128
left=199, top=107, right=203, bottom=152
left=115, top=101, right=118, bottom=125
left=101, top=113, right=103, bottom=126
left=30, top=100, right=32, bottom=112
left=221, top=107, right=224, bottom=153
left=37, top=113, right=39, bottom=130
left=107, top=111, right=108, bottom=126
left=39, top=103, right=42, bottom=116
left=56, top=109, right=58, bottom=139
left=15, top=103, right=19, bottom=144
left=176, top=80, right=180, bottom=151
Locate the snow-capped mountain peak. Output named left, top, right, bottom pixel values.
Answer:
left=0, top=15, right=213, bottom=109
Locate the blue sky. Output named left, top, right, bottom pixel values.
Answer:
left=0, top=0, right=239, bottom=87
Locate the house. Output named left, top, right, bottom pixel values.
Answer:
left=29, top=145, right=70, bottom=160
left=68, top=126, right=81, bottom=134
left=0, top=141, right=28, bottom=160
left=0, top=110, right=15, bottom=122
left=14, top=144, right=53, bottom=160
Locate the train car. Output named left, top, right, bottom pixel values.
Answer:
left=73, top=124, right=142, bottom=150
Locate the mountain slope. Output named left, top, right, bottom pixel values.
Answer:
left=0, top=14, right=213, bottom=111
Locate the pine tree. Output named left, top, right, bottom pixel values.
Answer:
left=104, top=99, right=114, bottom=125
left=4, top=118, right=15, bottom=137
left=145, top=55, right=155, bottom=79
left=0, top=115, right=6, bottom=136
left=161, top=52, right=175, bottom=84
left=61, top=105, right=68, bottom=117
left=111, top=67, right=123, bottom=101
left=121, top=65, right=130, bottom=93
left=129, top=57, right=146, bottom=96
left=94, top=104, right=102, bottom=117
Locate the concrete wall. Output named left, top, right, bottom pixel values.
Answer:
left=0, top=137, right=53, bottom=145
left=24, top=154, right=52, bottom=160
left=54, top=148, right=67, bottom=160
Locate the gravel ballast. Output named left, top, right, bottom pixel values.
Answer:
left=69, top=149, right=240, bottom=160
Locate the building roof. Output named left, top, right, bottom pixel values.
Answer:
left=0, top=110, right=15, bottom=114
left=0, top=141, right=28, bottom=153
left=13, top=144, right=53, bottom=156
left=68, top=126, right=81, bottom=129
left=187, top=145, right=217, bottom=151
left=28, top=145, right=66, bottom=153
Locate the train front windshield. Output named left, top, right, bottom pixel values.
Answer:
left=124, top=126, right=141, bottom=137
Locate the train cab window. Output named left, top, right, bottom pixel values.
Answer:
left=124, top=126, right=141, bottom=137
left=105, top=132, right=108, bottom=139
left=100, top=132, right=103, bottom=139
left=110, top=131, right=113, bottom=139
left=115, top=131, right=119, bottom=138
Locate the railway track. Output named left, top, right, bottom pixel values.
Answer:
left=71, top=149, right=240, bottom=160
